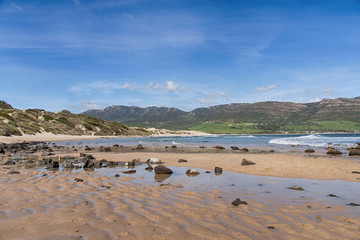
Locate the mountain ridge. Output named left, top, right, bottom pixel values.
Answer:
left=83, top=97, right=360, bottom=133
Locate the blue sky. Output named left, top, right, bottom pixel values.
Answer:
left=1, top=0, right=360, bottom=113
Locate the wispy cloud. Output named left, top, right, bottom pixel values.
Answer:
left=122, top=82, right=138, bottom=90
left=255, top=84, right=276, bottom=93
left=147, top=81, right=183, bottom=92
left=69, top=100, right=108, bottom=112
left=69, top=81, right=123, bottom=94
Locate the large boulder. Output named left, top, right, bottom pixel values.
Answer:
left=327, top=149, right=342, bottom=155
left=154, top=165, right=173, bottom=174
left=186, top=169, right=200, bottom=176
left=62, top=160, right=74, bottom=168
left=83, top=159, right=95, bottom=168
left=349, top=148, right=360, bottom=156
left=147, top=157, right=163, bottom=164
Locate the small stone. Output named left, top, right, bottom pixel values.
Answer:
left=240, top=148, right=249, bottom=152
left=4, top=160, right=16, bottom=165
left=267, top=226, right=275, bottom=230
left=205, top=171, right=211, bottom=173
left=305, top=148, right=315, bottom=153
left=154, top=165, right=173, bottom=174
left=232, top=198, right=247, bottom=206
left=230, top=146, right=240, bottom=150
left=75, top=178, right=84, bottom=182
left=186, top=169, right=200, bottom=176
left=289, top=185, right=304, bottom=191
left=327, top=149, right=342, bottom=155
left=114, top=174, right=120, bottom=177
left=351, top=171, right=360, bottom=174
left=178, top=159, right=188, bottom=163
left=122, top=170, right=136, bottom=174
left=328, top=194, right=337, bottom=198
left=214, top=167, right=223, bottom=174
left=347, top=203, right=360, bottom=207
left=9, top=170, right=20, bottom=174
left=101, top=185, right=111, bottom=189
left=147, top=157, right=162, bottom=164
left=241, top=158, right=255, bottom=166
left=214, top=145, right=225, bottom=150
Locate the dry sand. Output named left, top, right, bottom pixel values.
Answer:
left=1, top=137, right=360, bottom=239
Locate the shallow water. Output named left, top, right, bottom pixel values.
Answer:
left=56, top=133, right=360, bottom=151
left=32, top=164, right=360, bottom=216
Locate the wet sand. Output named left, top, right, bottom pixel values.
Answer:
left=1, top=143, right=360, bottom=239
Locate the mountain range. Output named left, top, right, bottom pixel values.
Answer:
left=83, top=97, right=360, bottom=133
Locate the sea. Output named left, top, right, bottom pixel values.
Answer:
left=57, top=133, right=360, bottom=151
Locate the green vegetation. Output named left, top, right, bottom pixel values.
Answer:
left=283, top=121, right=360, bottom=132
left=190, top=121, right=264, bottom=134
left=190, top=120, right=360, bottom=134
left=0, top=101, right=147, bottom=136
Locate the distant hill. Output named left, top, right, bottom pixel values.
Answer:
left=0, top=100, right=147, bottom=136
left=83, top=97, right=360, bottom=133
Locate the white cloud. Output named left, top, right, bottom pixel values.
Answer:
left=147, top=81, right=182, bottom=92
left=122, top=82, right=138, bottom=90
left=69, top=100, right=108, bottom=112
left=307, top=98, right=321, bottom=103
left=165, top=81, right=180, bottom=92
left=255, top=84, right=276, bottom=93
left=69, top=80, right=124, bottom=94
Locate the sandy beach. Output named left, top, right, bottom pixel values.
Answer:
left=1, top=137, right=360, bottom=239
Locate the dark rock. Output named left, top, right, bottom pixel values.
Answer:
left=214, top=167, right=223, bottom=174
left=214, top=145, right=225, bottom=149
left=9, top=170, right=20, bottom=174
left=199, top=146, right=205, bottom=148
left=305, top=148, right=315, bottom=153
left=154, top=165, right=173, bottom=174
left=75, top=178, right=84, bottom=182
left=80, top=153, right=87, bottom=157
left=347, top=203, right=360, bottom=207
left=241, top=158, right=255, bottom=166
left=186, top=169, right=200, bottom=176
left=269, top=150, right=275, bottom=153
left=230, top=146, right=240, bottom=150
left=60, top=155, right=75, bottom=160
left=48, top=161, right=59, bottom=169
left=101, top=185, right=111, bottom=189
left=351, top=171, right=360, bottom=174
left=0, top=148, right=5, bottom=154
left=327, top=149, right=342, bottom=155
left=178, top=159, right=188, bottom=163
left=328, top=194, right=337, bottom=198
left=85, top=147, right=92, bottom=151
left=135, top=144, right=145, bottom=150
left=171, top=145, right=177, bottom=148
left=115, top=174, right=120, bottom=177
left=240, top=148, right=249, bottom=152
left=267, top=226, right=275, bottom=230
left=232, top=198, right=247, bottom=206
left=205, top=171, right=211, bottom=173
left=289, top=186, right=304, bottom=191
left=349, top=149, right=360, bottom=156
left=122, top=170, right=136, bottom=174
left=113, top=144, right=119, bottom=148
left=83, top=159, right=95, bottom=168
left=4, top=160, right=16, bottom=165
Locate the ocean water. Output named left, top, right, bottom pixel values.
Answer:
left=57, top=133, right=360, bottom=150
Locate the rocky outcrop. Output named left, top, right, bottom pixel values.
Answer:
left=154, top=165, right=173, bottom=174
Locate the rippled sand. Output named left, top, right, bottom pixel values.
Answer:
left=1, top=167, right=359, bottom=240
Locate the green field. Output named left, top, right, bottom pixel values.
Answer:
left=283, top=121, right=360, bottom=132
left=189, top=120, right=360, bottom=134
left=189, top=121, right=264, bottom=134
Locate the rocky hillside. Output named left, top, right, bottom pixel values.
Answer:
left=0, top=101, right=147, bottom=136
left=83, top=97, right=360, bottom=132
